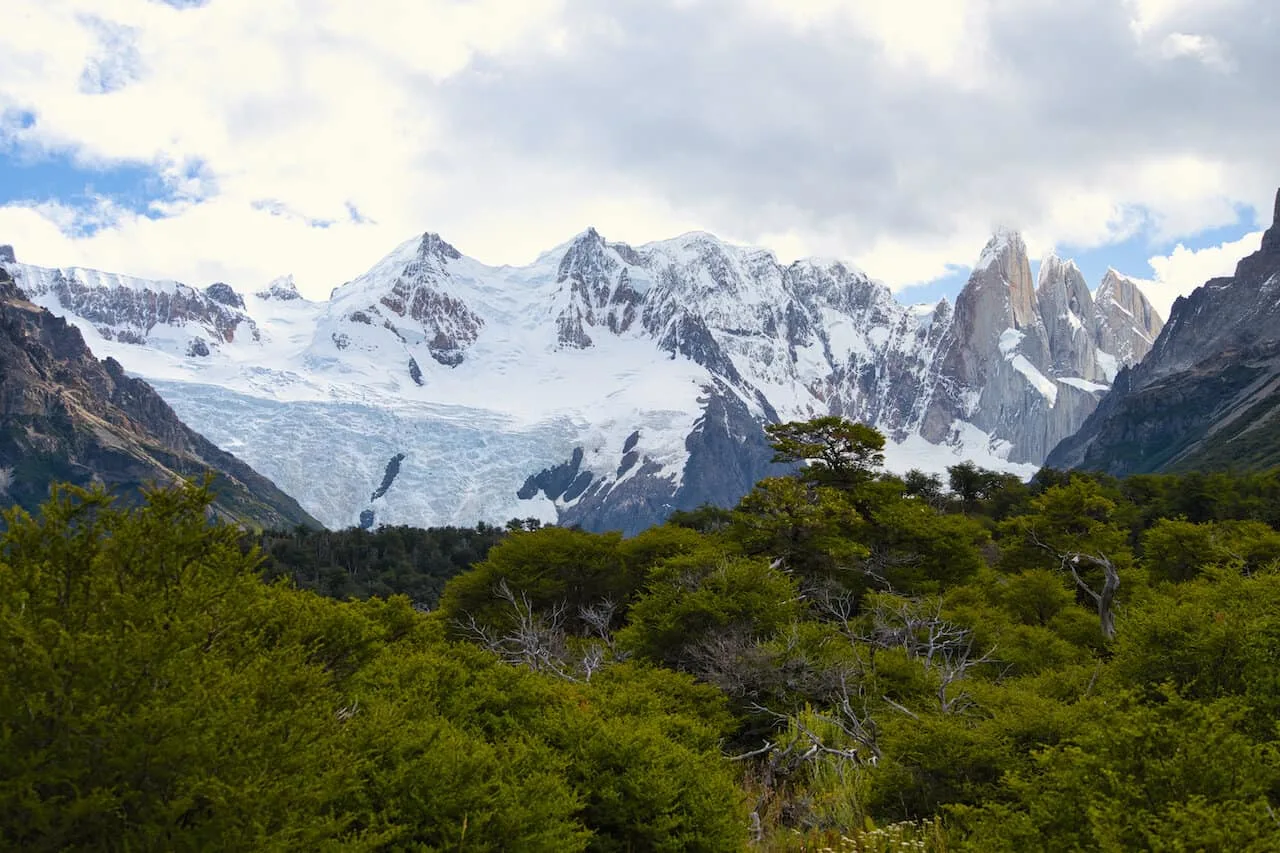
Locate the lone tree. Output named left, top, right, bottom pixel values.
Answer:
left=765, top=416, right=886, bottom=491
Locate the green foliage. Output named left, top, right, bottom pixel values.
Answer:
left=0, top=484, right=359, bottom=850
left=732, top=477, right=869, bottom=583
left=9, top=443, right=1280, bottom=851
left=1143, top=517, right=1280, bottom=583
left=766, top=416, right=887, bottom=491
left=619, top=549, right=800, bottom=670
left=950, top=691, right=1280, bottom=851
left=255, top=521, right=506, bottom=608
left=0, top=484, right=749, bottom=850
left=861, top=501, right=988, bottom=594
left=437, top=526, right=631, bottom=634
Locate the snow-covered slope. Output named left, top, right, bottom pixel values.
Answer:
left=0, top=231, right=1162, bottom=533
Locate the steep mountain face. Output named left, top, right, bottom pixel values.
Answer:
left=1048, top=188, right=1280, bottom=474
left=920, top=233, right=1160, bottom=464
left=1, top=226, right=1161, bottom=533
left=1093, top=269, right=1162, bottom=370
left=0, top=267, right=320, bottom=529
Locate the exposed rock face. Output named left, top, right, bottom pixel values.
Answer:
left=257, top=275, right=302, bottom=301
left=556, top=383, right=792, bottom=535
left=1049, top=187, right=1280, bottom=474
left=1094, top=269, right=1163, bottom=371
left=327, top=233, right=484, bottom=367
left=922, top=233, right=1160, bottom=464
left=0, top=269, right=320, bottom=529
left=1037, top=254, right=1101, bottom=381
left=205, top=282, right=245, bottom=309
left=371, top=453, right=406, bottom=501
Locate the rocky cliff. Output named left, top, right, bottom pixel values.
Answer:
left=922, top=232, right=1161, bottom=464
left=0, top=267, right=320, bottom=529
left=1048, top=188, right=1280, bottom=475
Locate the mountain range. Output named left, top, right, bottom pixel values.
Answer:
left=1049, top=188, right=1280, bottom=475
left=0, top=223, right=1162, bottom=532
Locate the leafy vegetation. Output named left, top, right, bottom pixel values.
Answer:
left=4, top=416, right=1280, bottom=849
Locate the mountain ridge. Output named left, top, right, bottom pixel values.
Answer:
left=1, top=227, right=1162, bottom=532
left=1047, top=187, right=1280, bottom=475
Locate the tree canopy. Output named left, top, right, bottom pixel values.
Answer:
left=5, top=416, right=1280, bottom=851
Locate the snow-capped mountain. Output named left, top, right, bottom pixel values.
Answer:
left=0, top=229, right=1161, bottom=533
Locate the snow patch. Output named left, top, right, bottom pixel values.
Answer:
left=998, top=327, right=1024, bottom=356
left=1009, top=355, right=1058, bottom=405
left=1058, top=376, right=1109, bottom=393
left=1096, top=349, right=1119, bottom=383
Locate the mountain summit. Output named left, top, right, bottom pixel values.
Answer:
left=2, top=228, right=1161, bottom=532
left=1048, top=187, right=1280, bottom=474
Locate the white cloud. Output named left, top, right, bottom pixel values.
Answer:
left=742, top=0, right=991, bottom=83
left=1138, top=230, right=1264, bottom=316
left=0, top=0, right=1276, bottom=300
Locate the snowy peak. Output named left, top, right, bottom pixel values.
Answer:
left=552, top=227, right=641, bottom=348
left=419, top=231, right=463, bottom=262
left=257, top=275, right=302, bottom=301
left=975, top=227, right=1026, bottom=271
left=321, top=230, right=484, bottom=367
left=1, top=257, right=258, bottom=358
left=4, top=223, right=1167, bottom=533
left=922, top=231, right=1164, bottom=463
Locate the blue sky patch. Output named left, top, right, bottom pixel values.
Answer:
left=895, top=215, right=1258, bottom=306
left=0, top=147, right=214, bottom=237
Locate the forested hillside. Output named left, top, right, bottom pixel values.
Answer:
left=3, top=417, right=1280, bottom=850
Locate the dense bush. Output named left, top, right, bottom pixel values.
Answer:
left=6, top=416, right=1280, bottom=850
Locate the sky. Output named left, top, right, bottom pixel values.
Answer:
left=1, top=0, right=1276, bottom=316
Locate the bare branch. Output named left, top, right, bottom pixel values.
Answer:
left=1028, top=529, right=1121, bottom=640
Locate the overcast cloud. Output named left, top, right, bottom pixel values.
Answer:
left=0, top=0, right=1275, bottom=311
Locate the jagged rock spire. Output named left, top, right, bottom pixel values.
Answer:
left=1261, top=187, right=1280, bottom=254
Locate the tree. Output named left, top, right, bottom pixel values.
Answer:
left=765, top=417, right=886, bottom=491
left=618, top=549, right=800, bottom=671
left=438, top=526, right=631, bottom=636
left=1000, top=478, right=1134, bottom=639
left=903, top=469, right=945, bottom=507
left=0, top=483, right=365, bottom=849
left=730, top=476, right=869, bottom=583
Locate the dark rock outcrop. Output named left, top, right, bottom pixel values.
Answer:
left=4, top=264, right=258, bottom=348
left=370, top=453, right=407, bottom=501
left=555, top=383, right=791, bottom=535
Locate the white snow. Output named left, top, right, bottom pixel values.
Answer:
left=880, top=421, right=1038, bottom=481
left=1096, top=348, right=1120, bottom=383
left=1058, top=376, right=1109, bottom=393
left=6, top=224, right=1124, bottom=530
left=998, top=327, right=1024, bottom=356
left=1009, top=355, right=1059, bottom=406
